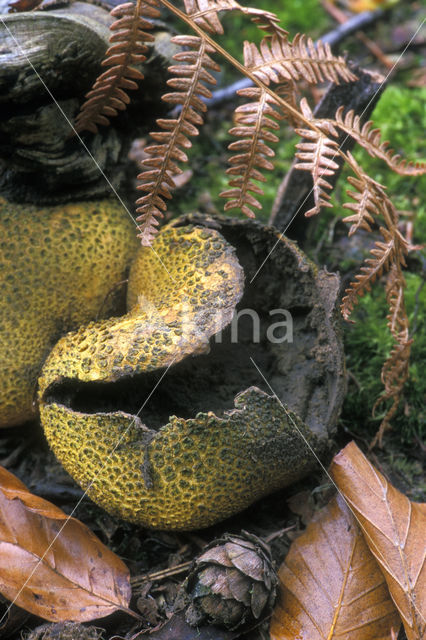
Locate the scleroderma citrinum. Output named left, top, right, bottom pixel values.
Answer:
left=1, top=204, right=344, bottom=530
left=36, top=215, right=344, bottom=530
left=0, top=197, right=137, bottom=427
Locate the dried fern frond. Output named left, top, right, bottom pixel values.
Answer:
left=182, top=0, right=286, bottom=37
left=340, top=165, right=409, bottom=320
left=136, top=35, right=219, bottom=245
left=243, top=33, right=357, bottom=86
left=292, top=99, right=340, bottom=217
left=372, top=339, right=412, bottom=445
left=75, top=0, right=160, bottom=134
left=386, top=264, right=410, bottom=343
left=339, top=153, right=412, bottom=441
left=294, top=131, right=340, bottom=216
left=220, top=87, right=283, bottom=218
left=341, top=224, right=408, bottom=320
left=371, top=264, right=412, bottom=446
left=334, top=106, right=426, bottom=176
left=342, top=173, right=385, bottom=236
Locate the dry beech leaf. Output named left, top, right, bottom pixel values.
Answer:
left=269, top=493, right=400, bottom=640
left=330, top=441, right=426, bottom=640
left=0, top=466, right=133, bottom=622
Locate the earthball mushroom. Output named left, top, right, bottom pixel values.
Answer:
left=0, top=197, right=137, bottom=427
left=35, top=212, right=345, bottom=530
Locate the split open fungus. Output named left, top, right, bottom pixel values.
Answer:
left=1, top=203, right=345, bottom=530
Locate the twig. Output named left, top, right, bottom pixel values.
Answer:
left=264, top=525, right=295, bottom=543
left=321, top=1, right=393, bottom=70
left=131, top=561, right=192, bottom=588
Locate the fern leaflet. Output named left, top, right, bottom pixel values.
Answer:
left=243, top=33, right=357, bottom=86
left=136, top=35, right=219, bottom=245
left=341, top=225, right=407, bottom=320
left=342, top=173, right=384, bottom=236
left=334, top=106, right=425, bottom=176
left=182, top=0, right=286, bottom=37
left=293, top=99, right=340, bottom=216
left=220, top=87, right=283, bottom=217
left=75, top=0, right=160, bottom=134
left=371, top=264, right=412, bottom=445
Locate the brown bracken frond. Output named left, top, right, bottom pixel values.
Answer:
left=334, top=106, right=426, bottom=176
left=339, top=153, right=412, bottom=442
left=182, top=0, right=286, bottom=37
left=341, top=226, right=401, bottom=320
left=75, top=0, right=160, bottom=134
left=243, top=33, right=357, bottom=86
left=135, top=35, right=219, bottom=245
left=341, top=159, right=409, bottom=320
left=371, top=264, right=412, bottom=446
left=220, top=87, right=283, bottom=218
left=293, top=99, right=340, bottom=217
left=342, top=174, right=384, bottom=236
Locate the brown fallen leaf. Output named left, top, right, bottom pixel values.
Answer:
left=330, top=441, right=426, bottom=640
left=269, top=493, right=400, bottom=639
left=0, top=466, right=134, bottom=622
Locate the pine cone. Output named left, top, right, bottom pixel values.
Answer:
left=184, top=532, right=277, bottom=630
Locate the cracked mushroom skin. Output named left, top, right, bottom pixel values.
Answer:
left=39, top=223, right=327, bottom=531
left=0, top=198, right=137, bottom=427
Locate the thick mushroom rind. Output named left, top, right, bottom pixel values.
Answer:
left=39, top=387, right=319, bottom=530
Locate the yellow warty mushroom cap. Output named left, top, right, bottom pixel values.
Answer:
left=0, top=198, right=137, bottom=427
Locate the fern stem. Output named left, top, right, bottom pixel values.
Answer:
left=157, top=0, right=331, bottom=140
